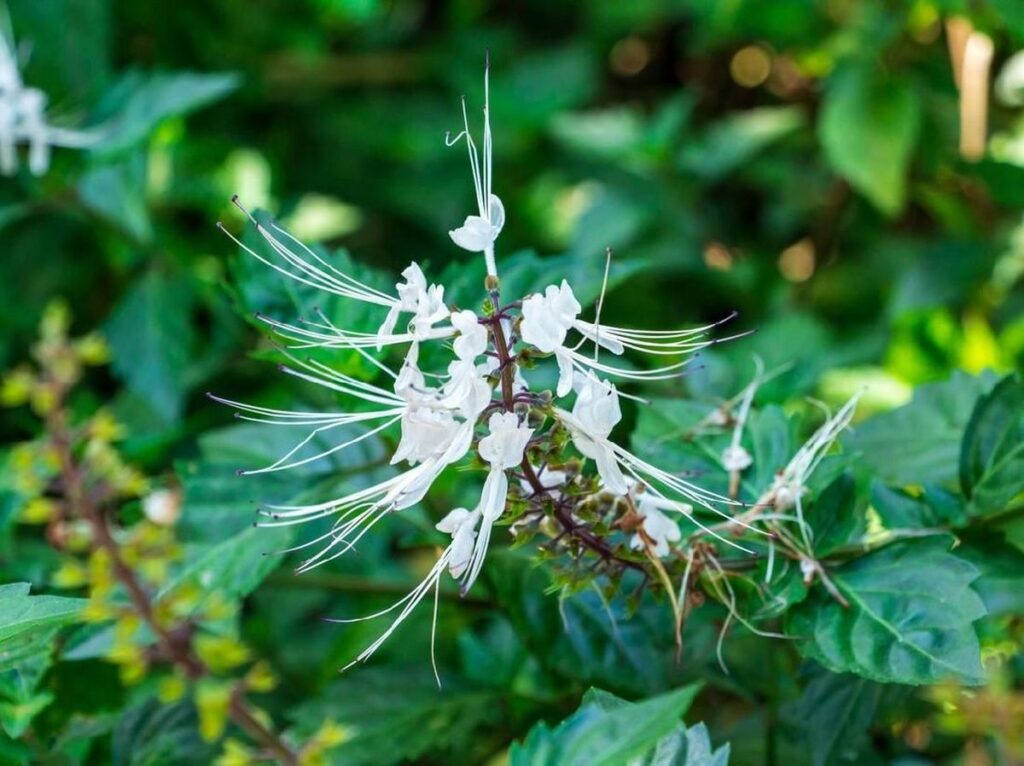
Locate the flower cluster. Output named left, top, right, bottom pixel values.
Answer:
left=217, top=64, right=858, bottom=673
left=0, top=32, right=94, bottom=176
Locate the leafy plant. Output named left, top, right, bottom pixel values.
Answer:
left=1, top=0, right=1023, bottom=763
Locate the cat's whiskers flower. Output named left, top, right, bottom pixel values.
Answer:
left=216, top=61, right=765, bottom=675
left=0, top=32, right=97, bottom=175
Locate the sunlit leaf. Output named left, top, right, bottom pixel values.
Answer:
left=786, top=539, right=986, bottom=685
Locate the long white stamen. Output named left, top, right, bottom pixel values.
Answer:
left=241, top=415, right=401, bottom=476
left=592, top=247, right=612, bottom=363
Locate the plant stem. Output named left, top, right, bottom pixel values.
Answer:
left=484, top=298, right=645, bottom=574
left=44, top=399, right=299, bottom=765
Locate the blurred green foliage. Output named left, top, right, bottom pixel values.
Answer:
left=1, top=0, right=1023, bottom=764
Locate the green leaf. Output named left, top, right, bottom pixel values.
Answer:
left=112, top=699, right=214, bottom=766
left=157, top=524, right=292, bottom=613
left=77, top=152, right=152, bottom=243
left=489, top=553, right=692, bottom=697
left=0, top=585, right=86, bottom=737
left=104, top=270, right=196, bottom=423
left=8, top=0, right=111, bottom=101
left=288, top=667, right=507, bottom=766
left=680, top=106, right=805, bottom=181
left=784, top=667, right=883, bottom=766
left=786, top=539, right=986, bottom=685
left=94, top=71, right=241, bottom=154
left=820, top=64, right=921, bottom=216
left=0, top=583, right=86, bottom=648
left=642, top=721, right=730, bottom=766
left=869, top=481, right=966, bottom=529
left=956, top=532, right=1024, bottom=617
left=803, top=473, right=866, bottom=557
left=582, top=690, right=729, bottom=766
left=846, top=371, right=996, bottom=487
left=959, top=375, right=1024, bottom=517
left=510, top=685, right=701, bottom=766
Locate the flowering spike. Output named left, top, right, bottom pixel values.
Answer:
left=215, top=60, right=758, bottom=672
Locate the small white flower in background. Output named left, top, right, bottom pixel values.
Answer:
left=721, top=445, right=752, bottom=472
left=767, top=394, right=861, bottom=514
left=631, top=503, right=681, bottom=558
left=720, top=359, right=762, bottom=496
left=143, top=488, right=181, bottom=527
left=0, top=32, right=95, bottom=176
left=627, top=482, right=688, bottom=558
left=214, top=61, right=777, bottom=675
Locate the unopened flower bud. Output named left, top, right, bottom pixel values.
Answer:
left=143, top=489, right=181, bottom=526
left=721, top=444, right=752, bottom=472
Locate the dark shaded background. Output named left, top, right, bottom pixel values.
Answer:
left=1, top=0, right=1022, bottom=763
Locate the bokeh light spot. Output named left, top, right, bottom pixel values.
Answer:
left=730, top=45, right=772, bottom=88
left=779, top=238, right=816, bottom=282
left=610, top=36, right=651, bottom=77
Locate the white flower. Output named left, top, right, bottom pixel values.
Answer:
left=520, top=280, right=582, bottom=396
left=566, top=375, right=627, bottom=494
left=768, top=393, right=860, bottom=510
left=0, top=33, right=95, bottom=176
left=450, top=193, right=504, bottom=253
left=720, top=359, right=762, bottom=477
left=753, top=393, right=862, bottom=554
left=479, top=410, right=534, bottom=469
left=436, top=508, right=480, bottom=578
left=630, top=498, right=682, bottom=558
left=440, top=358, right=492, bottom=420
left=377, top=263, right=450, bottom=349
left=520, top=280, right=582, bottom=353
left=392, top=406, right=463, bottom=466
left=450, top=309, right=487, bottom=360
left=459, top=411, right=534, bottom=591
left=477, top=411, right=533, bottom=519
left=518, top=278, right=735, bottom=396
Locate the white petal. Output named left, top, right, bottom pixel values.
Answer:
left=555, top=348, right=575, bottom=398
left=576, top=321, right=625, bottom=355
left=436, top=507, right=472, bottom=534
left=449, top=216, right=496, bottom=252
left=376, top=304, right=401, bottom=351
left=439, top=420, right=475, bottom=466
left=449, top=521, right=477, bottom=578
left=479, top=468, right=509, bottom=522
left=488, top=194, right=505, bottom=232
left=394, top=460, right=442, bottom=510
left=451, top=309, right=487, bottom=360
left=595, top=446, right=628, bottom=495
